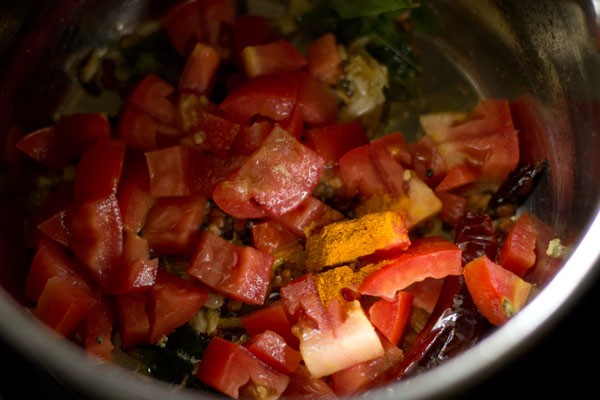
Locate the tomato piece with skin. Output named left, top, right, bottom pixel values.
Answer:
left=181, top=104, right=241, bottom=158
left=280, top=274, right=330, bottom=330
left=116, top=151, right=154, bottom=234
left=108, top=231, right=158, bottom=294
left=338, top=145, right=388, bottom=198
left=37, top=205, right=75, bottom=247
left=15, top=126, right=70, bottom=169
left=242, top=301, right=299, bottom=350
left=54, top=113, right=112, bottom=160
left=143, top=195, right=208, bottom=256
left=241, top=39, right=307, bottom=78
left=296, top=71, right=339, bottom=127
left=178, top=42, right=221, bottom=95
left=271, top=196, right=345, bottom=238
left=81, top=297, right=114, bottom=362
left=245, top=330, right=302, bottom=374
left=145, top=145, right=192, bottom=197
left=463, top=255, right=532, bottom=326
left=213, top=126, right=325, bottom=218
left=497, top=212, right=537, bottom=277
left=436, top=191, right=468, bottom=227
left=147, top=270, right=209, bottom=344
left=127, top=74, right=180, bottom=127
left=329, top=336, right=404, bottom=397
left=219, top=71, right=299, bottom=123
left=188, top=231, right=274, bottom=305
left=117, top=103, right=180, bottom=152
left=306, top=33, right=342, bottom=85
left=24, top=236, right=88, bottom=302
left=250, top=220, right=298, bottom=255
left=73, top=139, right=126, bottom=203
left=359, top=236, right=463, bottom=300
left=33, top=276, right=98, bottom=338
left=116, top=293, right=150, bottom=349
left=435, top=164, right=479, bottom=192
left=69, top=194, right=123, bottom=290
left=304, top=121, right=369, bottom=165
left=282, top=365, right=336, bottom=399
left=368, top=291, right=413, bottom=345
left=196, top=336, right=290, bottom=400
left=230, top=120, right=273, bottom=156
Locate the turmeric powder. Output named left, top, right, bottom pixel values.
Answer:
left=305, top=211, right=410, bottom=272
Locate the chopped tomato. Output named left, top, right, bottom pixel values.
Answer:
left=143, top=195, right=208, bottom=256
left=497, top=212, right=537, bottom=277
left=304, top=121, right=369, bottom=165
left=359, top=236, right=463, bottom=300
left=306, top=33, right=342, bottom=85
left=196, top=336, right=290, bottom=399
left=282, top=365, right=336, bottom=399
left=434, top=163, right=479, bottom=192
left=250, top=220, right=298, bottom=255
left=329, top=336, right=404, bottom=397
left=116, top=293, right=150, bottom=349
left=187, top=231, right=274, bottom=304
left=436, top=191, right=468, bottom=226
left=242, top=301, right=299, bottom=350
left=127, top=74, right=180, bottom=127
left=33, top=276, right=98, bottom=338
left=109, top=232, right=158, bottom=294
left=213, top=126, right=325, bottom=218
left=73, top=139, right=126, bottom=203
left=219, top=71, right=298, bottom=122
left=69, top=194, right=123, bottom=290
left=54, top=113, right=112, bottom=160
left=145, top=145, right=192, bottom=197
left=178, top=42, right=221, bottom=95
left=295, top=71, right=339, bottom=127
left=15, top=127, right=69, bottom=169
left=368, top=291, right=413, bottom=345
left=419, top=99, right=520, bottom=190
left=147, top=270, right=209, bottom=343
left=241, top=39, right=307, bottom=78
left=272, top=196, right=345, bottom=238
left=463, top=255, right=532, bottom=326
left=245, top=330, right=302, bottom=374
left=117, top=104, right=180, bottom=152
left=338, top=145, right=388, bottom=197
left=81, top=298, right=115, bottom=362
left=24, top=236, right=88, bottom=302
left=116, top=151, right=154, bottom=234
left=36, top=205, right=75, bottom=247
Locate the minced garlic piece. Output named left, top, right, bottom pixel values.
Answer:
left=546, top=238, right=567, bottom=258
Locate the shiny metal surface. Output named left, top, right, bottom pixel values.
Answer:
left=0, top=1, right=599, bottom=399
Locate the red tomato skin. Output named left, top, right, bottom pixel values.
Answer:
left=230, top=120, right=273, bottom=156
left=24, top=236, right=88, bottom=302
left=178, top=42, right=221, bottom=95
left=143, top=195, right=208, bottom=256
left=272, top=196, right=345, bottom=238
left=147, top=271, right=209, bottom=344
left=282, top=365, right=336, bottom=399
left=181, top=106, right=241, bottom=158
left=338, top=145, right=388, bottom=198
left=295, top=71, right=339, bottom=127
left=74, top=139, right=126, bottom=203
left=82, top=298, right=115, bottom=362
left=36, top=205, right=75, bottom=248
left=69, top=194, right=123, bottom=289
left=219, top=71, right=299, bottom=122
left=368, top=291, right=413, bottom=345
left=498, top=212, right=537, bottom=277
left=436, top=191, right=468, bottom=227
left=214, top=127, right=325, bottom=218
left=55, top=113, right=112, bottom=160
left=304, top=121, right=369, bottom=165
left=117, top=103, right=180, bottom=152
left=145, top=145, right=193, bottom=197
left=15, top=126, right=70, bottom=169
left=116, top=152, right=154, bottom=233
left=463, top=255, right=532, bottom=326
left=251, top=220, right=298, bottom=255
left=242, top=301, right=299, bottom=350
left=127, top=74, right=180, bottom=127
left=116, top=293, right=150, bottom=349
left=108, top=232, right=158, bottom=294
left=241, top=39, right=307, bottom=78
left=187, top=231, right=274, bottom=305
left=435, top=164, right=479, bottom=192
left=196, top=336, right=290, bottom=400
left=280, top=274, right=330, bottom=331
left=245, top=330, right=302, bottom=374
left=359, top=236, right=463, bottom=300
left=306, top=33, right=342, bottom=85
left=33, top=276, right=98, bottom=338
